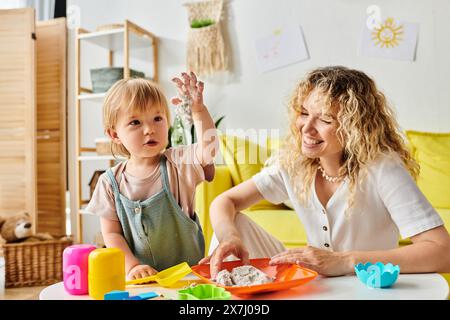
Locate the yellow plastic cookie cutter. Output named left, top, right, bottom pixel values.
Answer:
left=125, top=262, right=192, bottom=287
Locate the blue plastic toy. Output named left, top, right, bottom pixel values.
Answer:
left=355, top=262, right=400, bottom=288
left=137, top=292, right=159, bottom=300
left=104, top=290, right=129, bottom=300
left=104, top=290, right=160, bottom=300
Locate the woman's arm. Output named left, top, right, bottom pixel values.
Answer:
left=347, top=225, right=450, bottom=273
left=200, top=179, right=265, bottom=278
left=359, top=155, right=450, bottom=273
left=211, top=179, right=264, bottom=243
left=270, top=225, right=450, bottom=276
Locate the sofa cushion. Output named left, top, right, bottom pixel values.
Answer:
left=266, top=137, right=282, bottom=153
left=436, top=208, right=450, bottom=232
left=219, top=134, right=269, bottom=184
left=406, top=130, right=450, bottom=209
left=219, top=134, right=285, bottom=211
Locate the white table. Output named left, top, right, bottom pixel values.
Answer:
left=40, top=273, right=448, bottom=300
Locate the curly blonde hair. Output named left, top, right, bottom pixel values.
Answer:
left=279, top=66, right=419, bottom=215
left=103, top=78, right=171, bottom=158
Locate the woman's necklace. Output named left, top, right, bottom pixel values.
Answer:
left=317, top=164, right=346, bottom=183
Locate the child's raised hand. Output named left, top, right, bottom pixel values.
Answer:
left=171, top=71, right=205, bottom=113
left=127, top=264, right=158, bottom=281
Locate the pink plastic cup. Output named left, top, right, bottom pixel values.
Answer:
left=63, top=244, right=96, bottom=295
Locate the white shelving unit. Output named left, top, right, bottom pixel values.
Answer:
left=77, top=92, right=106, bottom=100
left=74, top=20, right=159, bottom=242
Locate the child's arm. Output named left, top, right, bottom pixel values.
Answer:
left=172, top=72, right=219, bottom=166
left=100, top=217, right=157, bottom=279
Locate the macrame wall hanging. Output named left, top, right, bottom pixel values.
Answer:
left=184, top=0, right=229, bottom=76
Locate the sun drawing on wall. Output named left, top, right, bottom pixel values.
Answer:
left=372, top=17, right=404, bottom=48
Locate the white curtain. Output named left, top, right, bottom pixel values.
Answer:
left=0, top=0, right=27, bottom=9
left=0, top=0, right=55, bottom=21
left=28, top=0, right=55, bottom=21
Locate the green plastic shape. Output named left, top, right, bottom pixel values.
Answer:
left=178, top=284, right=231, bottom=300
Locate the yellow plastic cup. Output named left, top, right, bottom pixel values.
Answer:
left=88, top=248, right=125, bottom=300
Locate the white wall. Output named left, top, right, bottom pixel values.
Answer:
left=67, top=0, right=450, bottom=240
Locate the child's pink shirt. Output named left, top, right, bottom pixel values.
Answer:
left=85, top=143, right=211, bottom=220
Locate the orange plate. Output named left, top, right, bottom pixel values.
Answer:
left=191, top=258, right=318, bottom=295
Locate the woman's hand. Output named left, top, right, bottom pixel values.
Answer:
left=171, top=71, right=205, bottom=113
left=269, top=246, right=353, bottom=276
left=126, top=264, right=158, bottom=281
left=198, top=236, right=250, bottom=279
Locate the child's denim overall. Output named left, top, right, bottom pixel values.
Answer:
left=106, top=155, right=205, bottom=271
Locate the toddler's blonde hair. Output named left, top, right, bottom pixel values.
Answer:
left=278, top=66, right=419, bottom=216
left=103, top=78, right=171, bottom=158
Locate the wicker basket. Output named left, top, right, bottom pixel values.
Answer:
left=90, top=67, right=145, bottom=93
left=2, top=237, right=73, bottom=288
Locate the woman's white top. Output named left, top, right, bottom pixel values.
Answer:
left=252, top=153, right=444, bottom=251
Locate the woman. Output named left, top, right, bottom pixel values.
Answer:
left=200, top=66, right=450, bottom=278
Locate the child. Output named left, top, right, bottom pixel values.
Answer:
left=86, top=72, right=219, bottom=280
